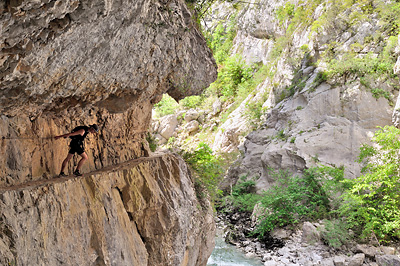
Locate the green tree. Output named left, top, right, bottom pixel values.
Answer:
left=183, top=143, right=224, bottom=201
left=153, top=94, right=179, bottom=117
left=341, top=126, right=400, bottom=241
left=255, top=169, right=331, bottom=238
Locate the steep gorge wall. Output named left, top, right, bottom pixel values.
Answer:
left=0, top=0, right=217, bottom=185
left=0, top=0, right=217, bottom=265
left=0, top=153, right=215, bottom=266
left=207, top=0, right=400, bottom=190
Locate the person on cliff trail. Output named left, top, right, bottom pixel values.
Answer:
left=54, top=124, right=99, bottom=177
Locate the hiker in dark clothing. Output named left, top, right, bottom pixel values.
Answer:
left=55, top=124, right=99, bottom=177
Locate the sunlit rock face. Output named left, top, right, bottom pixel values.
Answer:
left=0, top=0, right=216, bottom=116
left=207, top=1, right=398, bottom=192
left=0, top=0, right=217, bottom=184
left=0, top=154, right=215, bottom=266
left=0, top=0, right=217, bottom=265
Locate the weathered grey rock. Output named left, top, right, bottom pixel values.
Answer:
left=280, top=257, right=291, bottom=264
left=245, top=246, right=254, bottom=253
left=0, top=0, right=217, bottom=117
left=154, top=133, right=167, bottom=145
left=212, top=98, right=222, bottom=115
left=0, top=153, right=215, bottom=266
left=185, top=120, right=200, bottom=134
left=245, top=252, right=257, bottom=258
left=212, top=80, right=271, bottom=154
left=198, top=111, right=206, bottom=124
left=356, top=244, right=380, bottom=259
left=263, top=253, right=273, bottom=261
left=390, top=35, right=400, bottom=126
left=376, top=255, right=400, bottom=266
left=264, top=260, right=279, bottom=266
left=303, top=66, right=316, bottom=76
left=393, top=34, right=400, bottom=74
left=277, top=246, right=291, bottom=257
left=348, top=253, right=365, bottom=266
left=271, top=228, right=291, bottom=239
left=176, top=110, right=186, bottom=122
left=227, top=77, right=394, bottom=192
left=333, top=255, right=347, bottom=266
left=152, top=120, right=161, bottom=133
left=301, top=222, right=321, bottom=245
left=321, top=258, right=335, bottom=266
left=382, top=246, right=397, bottom=256
left=213, top=127, right=243, bottom=152
left=184, top=109, right=200, bottom=122
left=159, top=114, right=179, bottom=140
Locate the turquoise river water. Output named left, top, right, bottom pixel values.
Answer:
left=207, top=235, right=264, bottom=266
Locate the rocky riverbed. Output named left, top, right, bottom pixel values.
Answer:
left=217, top=210, right=400, bottom=266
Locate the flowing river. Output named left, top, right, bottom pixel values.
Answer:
left=207, top=235, right=264, bottom=266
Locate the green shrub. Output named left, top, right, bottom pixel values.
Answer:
left=309, top=165, right=348, bottom=210
left=310, top=71, right=328, bottom=91
left=376, top=1, right=400, bottom=36
left=274, top=129, right=288, bottom=141
left=236, top=64, right=272, bottom=102
left=232, top=177, right=256, bottom=196
left=245, top=93, right=269, bottom=129
left=340, top=126, right=400, bottom=242
left=146, top=133, right=157, bottom=152
left=153, top=94, right=179, bottom=117
left=221, top=176, right=262, bottom=212
left=255, top=168, right=331, bottom=238
left=217, top=166, right=346, bottom=239
left=327, top=35, right=398, bottom=82
left=183, top=143, right=224, bottom=201
left=370, top=88, right=392, bottom=101
left=270, top=36, right=290, bottom=59
left=205, top=15, right=237, bottom=64
left=180, top=95, right=203, bottom=109
left=216, top=55, right=253, bottom=98
left=228, top=193, right=263, bottom=212
left=276, top=3, right=295, bottom=24
left=320, top=219, right=351, bottom=249
left=276, top=0, right=321, bottom=35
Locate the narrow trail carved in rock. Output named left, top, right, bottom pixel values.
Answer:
left=0, top=153, right=165, bottom=194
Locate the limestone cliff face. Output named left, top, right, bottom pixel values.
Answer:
left=0, top=0, right=217, bottom=265
left=207, top=0, right=399, bottom=191
left=0, top=0, right=217, bottom=184
left=0, top=153, right=215, bottom=266
left=1, top=0, right=216, bottom=116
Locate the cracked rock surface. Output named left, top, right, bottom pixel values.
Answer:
left=0, top=0, right=217, bottom=265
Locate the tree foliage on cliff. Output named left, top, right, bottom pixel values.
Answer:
left=183, top=143, right=224, bottom=201
left=340, top=126, right=400, bottom=242
left=254, top=168, right=336, bottom=238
